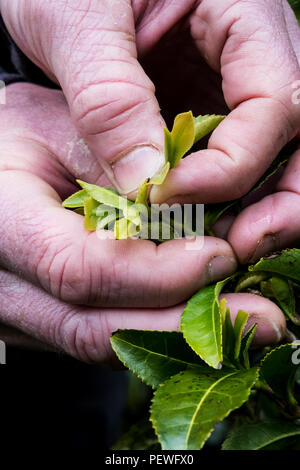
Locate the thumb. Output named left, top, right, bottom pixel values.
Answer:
left=2, top=0, right=165, bottom=195
left=53, top=0, right=165, bottom=195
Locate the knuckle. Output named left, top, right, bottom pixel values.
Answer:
left=58, top=310, right=111, bottom=363
left=72, top=76, right=154, bottom=137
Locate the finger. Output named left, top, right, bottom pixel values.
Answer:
left=0, top=270, right=286, bottom=365
left=0, top=268, right=184, bottom=364
left=219, top=293, right=287, bottom=347
left=2, top=0, right=166, bottom=196
left=150, top=0, right=300, bottom=204
left=228, top=147, right=300, bottom=263
left=0, top=168, right=237, bottom=308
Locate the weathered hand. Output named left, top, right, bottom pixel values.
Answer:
left=0, top=83, right=239, bottom=362
left=0, top=84, right=286, bottom=362
left=2, top=0, right=299, bottom=203
left=224, top=3, right=300, bottom=264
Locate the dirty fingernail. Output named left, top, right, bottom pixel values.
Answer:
left=207, top=256, right=237, bottom=283
left=248, top=234, right=279, bottom=263
left=246, top=315, right=285, bottom=347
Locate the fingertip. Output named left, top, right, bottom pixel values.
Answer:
left=219, top=293, right=287, bottom=347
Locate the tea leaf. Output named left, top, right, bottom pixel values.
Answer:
left=151, top=367, right=258, bottom=450
left=180, top=280, right=230, bottom=369
left=239, top=324, right=257, bottom=369
left=62, top=189, right=89, bottom=208
left=77, top=179, right=135, bottom=214
left=233, top=310, right=250, bottom=361
left=114, top=218, right=139, bottom=240
left=74, top=207, right=85, bottom=215
left=221, top=301, right=236, bottom=367
left=164, top=111, right=195, bottom=168
left=222, top=419, right=300, bottom=450
left=204, top=201, right=237, bottom=235
left=97, top=212, right=119, bottom=230
left=150, top=162, right=170, bottom=185
left=110, top=330, right=204, bottom=388
left=135, top=179, right=150, bottom=207
left=248, top=151, right=288, bottom=195
left=193, top=114, right=225, bottom=144
left=235, top=271, right=270, bottom=293
left=260, top=276, right=300, bottom=325
left=260, top=343, right=300, bottom=401
left=83, top=197, right=100, bottom=231
left=249, top=248, right=300, bottom=282
left=221, top=302, right=256, bottom=369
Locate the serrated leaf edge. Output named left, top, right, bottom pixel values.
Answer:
left=110, top=330, right=202, bottom=389
left=150, top=367, right=259, bottom=450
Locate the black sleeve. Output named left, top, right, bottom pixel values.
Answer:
left=0, top=15, right=59, bottom=88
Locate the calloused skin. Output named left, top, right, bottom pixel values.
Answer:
left=0, top=0, right=297, bottom=362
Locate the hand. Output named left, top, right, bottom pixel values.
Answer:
left=223, top=3, right=300, bottom=264
left=0, top=83, right=239, bottom=363
left=2, top=0, right=299, bottom=202
left=0, top=83, right=286, bottom=362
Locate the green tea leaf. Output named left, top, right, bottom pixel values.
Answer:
left=110, top=330, right=204, bottom=388
left=95, top=204, right=119, bottom=230
left=96, top=204, right=119, bottom=217
left=151, top=367, right=258, bottom=450
left=135, top=179, right=150, bottom=207
left=114, top=218, right=139, bottom=240
left=74, top=207, right=85, bottom=215
left=181, top=276, right=237, bottom=369
left=77, top=179, right=135, bottom=214
left=222, top=419, right=300, bottom=450
left=248, top=152, right=288, bottom=195
left=221, top=302, right=256, bottom=369
left=83, top=197, right=100, bottom=231
left=193, top=114, right=225, bottom=144
left=233, top=310, right=249, bottom=361
left=239, top=323, right=257, bottom=369
left=221, top=302, right=236, bottom=366
left=235, top=271, right=270, bottom=293
left=260, top=344, right=300, bottom=401
left=150, top=162, right=170, bottom=185
left=249, top=249, right=300, bottom=282
left=261, top=276, right=300, bottom=325
left=204, top=201, right=237, bottom=235
left=181, top=285, right=222, bottom=369
left=62, top=189, right=89, bottom=208
left=164, top=111, right=195, bottom=169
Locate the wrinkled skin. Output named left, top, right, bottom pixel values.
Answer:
left=0, top=0, right=298, bottom=362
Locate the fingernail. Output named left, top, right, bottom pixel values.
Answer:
left=207, top=256, right=237, bottom=284
left=248, top=233, right=280, bottom=263
left=112, top=145, right=164, bottom=195
left=246, top=315, right=285, bottom=347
